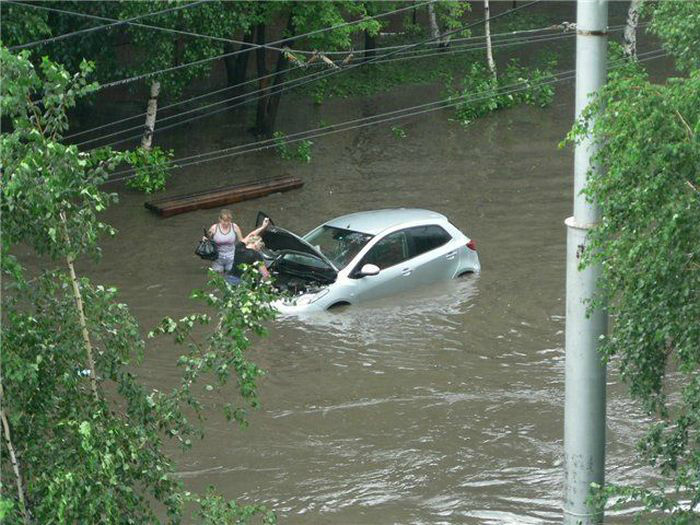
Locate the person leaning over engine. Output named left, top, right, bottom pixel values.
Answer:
left=225, top=234, right=271, bottom=286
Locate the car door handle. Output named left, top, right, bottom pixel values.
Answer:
left=445, top=251, right=457, bottom=260
left=401, top=268, right=412, bottom=276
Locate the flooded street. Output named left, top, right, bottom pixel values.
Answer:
left=86, top=35, right=666, bottom=524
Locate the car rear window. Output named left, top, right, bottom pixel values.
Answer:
left=409, top=225, right=452, bottom=256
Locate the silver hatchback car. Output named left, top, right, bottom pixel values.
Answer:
left=258, top=208, right=480, bottom=314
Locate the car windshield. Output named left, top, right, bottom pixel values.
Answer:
left=303, top=226, right=373, bottom=269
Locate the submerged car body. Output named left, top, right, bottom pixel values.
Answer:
left=258, top=208, right=480, bottom=314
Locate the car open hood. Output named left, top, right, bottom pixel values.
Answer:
left=260, top=221, right=338, bottom=273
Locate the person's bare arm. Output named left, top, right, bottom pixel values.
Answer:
left=233, top=223, right=244, bottom=242
left=243, top=217, right=270, bottom=243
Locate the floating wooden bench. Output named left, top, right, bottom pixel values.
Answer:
left=144, top=176, right=303, bottom=217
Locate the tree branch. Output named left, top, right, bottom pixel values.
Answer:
left=59, top=211, right=99, bottom=401
left=26, top=95, right=45, bottom=136
left=675, top=108, right=694, bottom=140
left=0, top=385, right=31, bottom=525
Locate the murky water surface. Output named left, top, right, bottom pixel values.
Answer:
left=82, top=12, right=668, bottom=522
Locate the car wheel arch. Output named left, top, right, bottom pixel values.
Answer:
left=327, top=301, right=351, bottom=310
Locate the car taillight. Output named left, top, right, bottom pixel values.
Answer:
left=466, top=239, right=476, bottom=251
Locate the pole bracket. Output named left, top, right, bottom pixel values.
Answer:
left=576, top=29, right=608, bottom=36
left=565, top=217, right=597, bottom=231
left=563, top=507, right=598, bottom=519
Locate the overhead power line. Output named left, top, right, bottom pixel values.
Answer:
left=106, top=48, right=666, bottom=185
left=8, top=1, right=208, bottom=51
left=9, top=0, right=567, bottom=59
left=11, top=0, right=434, bottom=91
left=98, top=0, right=540, bottom=90
left=65, top=22, right=574, bottom=142
left=94, top=16, right=647, bottom=151
left=78, top=0, right=542, bottom=147
left=84, top=28, right=586, bottom=149
left=10, top=0, right=411, bottom=56
left=65, top=63, right=307, bottom=141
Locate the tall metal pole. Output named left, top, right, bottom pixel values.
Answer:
left=563, top=1, right=608, bottom=524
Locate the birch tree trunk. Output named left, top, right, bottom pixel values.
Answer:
left=60, top=212, right=99, bottom=401
left=623, top=0, right=643, bottom=60
left=141, top=80, right=160, bottom=150
left=427, top=2, right=441, bottom=43
left=484, top=0, right=497, bottom=81
left=1, top=385, right=30, bottom=525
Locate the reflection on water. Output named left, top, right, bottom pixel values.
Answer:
left=278, top=276, right=480, bottom=346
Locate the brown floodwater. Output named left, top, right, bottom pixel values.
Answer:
left=76, top=12, right=669, bottom=523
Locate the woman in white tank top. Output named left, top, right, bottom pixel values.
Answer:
left=206, top=209, right=269, bottom=273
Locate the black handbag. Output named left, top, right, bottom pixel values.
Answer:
left=195, top=228, right=218, bottom=261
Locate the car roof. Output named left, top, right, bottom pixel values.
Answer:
left=322, top=208, right=448, bottom=236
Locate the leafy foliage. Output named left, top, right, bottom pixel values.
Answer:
left=1, top=48, right=277, bottom=524
left=273, top=131, right=313, bottom=163
left=0, top=47, right=114, bottom=266
left=391, top=125, right=407, bottom=139
left=647, top=2, right=700, bottom=73
left=196, top=488, right=276, bottom=525
left=301, top=37, right=561, bottom=111
left=0, top=3, right=51, bottom=48
left=566, top=7, right=700, bottom=520
left=116, top=1, right=257, bottom=99
left=124, top=146, right=175, bottom=194
left=447, top=56, right=556, bottom=127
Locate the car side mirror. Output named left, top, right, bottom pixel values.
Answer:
left=359, top=263, right=380, bottom=277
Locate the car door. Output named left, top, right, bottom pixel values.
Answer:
left=405, top=224, right=458, bottom=286
left=350, top=229, right=415, bottom=302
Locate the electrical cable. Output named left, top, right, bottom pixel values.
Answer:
left=82, top=20, right=643, bottom=150
left=11, top=0, right=644, bottom=145
left=107, top=73, right=577, bottom=183
left=85, top=28, right=583, bottom=149
left=8, top=1, right=208, bottom=51
left=73, top=1, right=436, bottom=91
left=72, top=61, right=308, bottom=145
left=101, top=0, right=538, bottom=89
left=321, top=24, right=567, bottom=55
left=363, top=21, right=646, bottom=65
left=5, top=0, right=308, bottom=55
left=79, top=0, right=542, bottom=148
left=65, top=22, right=575, bottom=142
left=106, top=48, right=667, bottom=184
left=11, top=0, right=567, bottom=58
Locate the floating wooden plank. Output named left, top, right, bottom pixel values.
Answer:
left=145, top=176, right=303, bottom=217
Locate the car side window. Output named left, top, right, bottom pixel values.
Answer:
left=409, top=225, right=452, bottom=256
left=360, top=230, right=411, bottom=270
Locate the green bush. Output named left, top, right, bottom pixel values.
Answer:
left=273, top=131, right=313, bottom=163
left=124, top=146, right=175, bottom=194
left=447, top=57, right=556, bottom=127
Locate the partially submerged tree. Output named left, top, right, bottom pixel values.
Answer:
left=484, top=0, right=497, bottom=80
left=623, top=0, right=643, bottom=60
left=0, top=48, right=277, bottom=524
left=567, top=4, right=700, bottom=520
